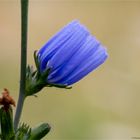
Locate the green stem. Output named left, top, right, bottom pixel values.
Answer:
left=14, top=0, right=29, bottom=130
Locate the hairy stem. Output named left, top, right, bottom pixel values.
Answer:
left=14, top=0, right=29, bottom=130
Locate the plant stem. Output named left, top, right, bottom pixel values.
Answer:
left=14, top=0, right=29, bottom=130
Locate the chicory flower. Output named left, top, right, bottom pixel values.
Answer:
left=37, top=20, right=108, bottom=86
left=26, top=20, right=108, bottom=96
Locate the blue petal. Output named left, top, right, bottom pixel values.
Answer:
left=56, top=45, right=108, bottom=85
left=38, top=20, right=80, bottom=72
left=66, top=46, right=108, bottom=85
left=46, top=23, right=90, bottom=71
left=47, top=35, right=100, bottom=83
left=38, top=20, right=78, bottom=56
left=37, top=20, right=108, bottom=86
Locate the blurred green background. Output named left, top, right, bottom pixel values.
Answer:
left=0, top=0, right=140, bottom=139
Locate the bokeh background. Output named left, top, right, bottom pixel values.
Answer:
left=0, top=0, right=140, bottom=139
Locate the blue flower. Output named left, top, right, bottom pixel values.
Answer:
left=37, top=20, right=108, bottom=86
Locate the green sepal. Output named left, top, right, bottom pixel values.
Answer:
left=0, top=106, right=15, bottom=140
left=29, top=123, right=51, bottom=140
left=46, top=83, right=72, bottom=89
left=34, top=50, right=40, bottom=73
left=26, top=65, right=72, bottom=96
left=15, top=123, right=31, bottom=140
left=26, top=66, right=50, bottom=96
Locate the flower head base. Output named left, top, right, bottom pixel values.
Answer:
left=26, top=20, right=108, bottom=96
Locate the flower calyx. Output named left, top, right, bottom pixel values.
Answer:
left=25, top=51, right=72, bottom=96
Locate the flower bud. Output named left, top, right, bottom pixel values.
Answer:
left=0, top=88, right=15, bottom=140
left=0, top=106, right=15, bottom=140
left=25, top=20, right=108, bottom=96
left=29, top=123, right=51, bottom=140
